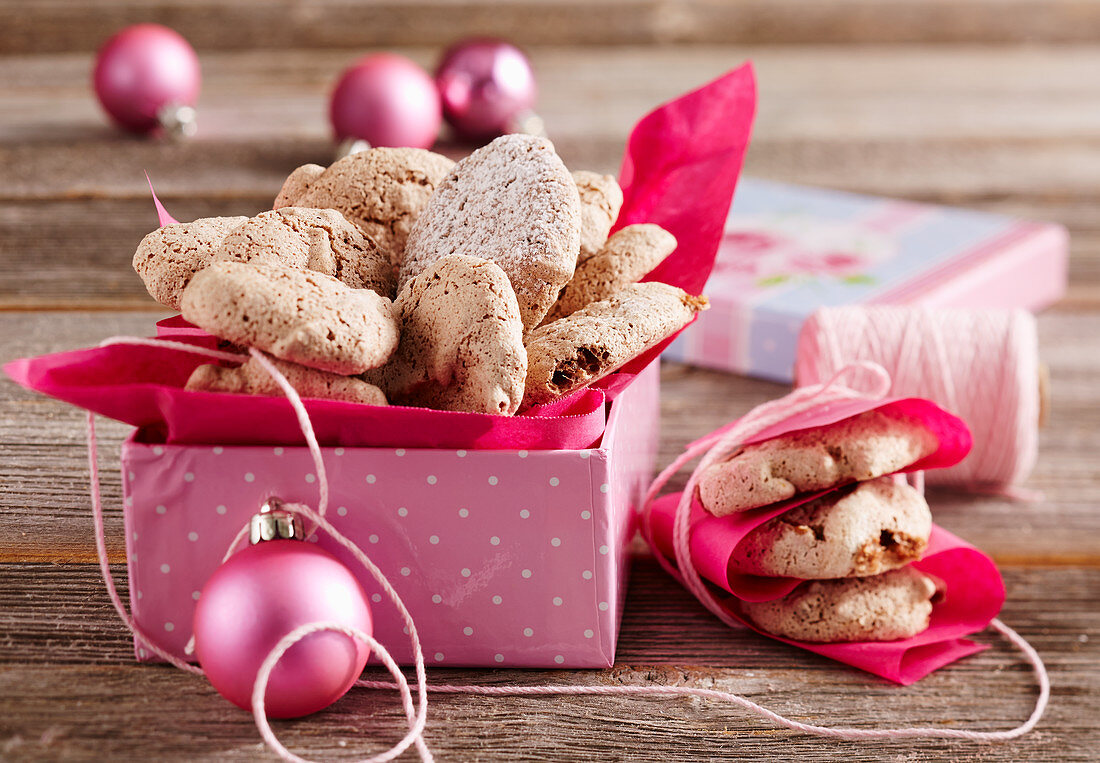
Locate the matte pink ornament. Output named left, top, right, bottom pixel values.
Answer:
left=435, top=38, right=537, bottom=141
left=329, top=53, right=441, bottom=148
left=92, top=23, right=201, bottom=134
left=193, top=539, right=372, bottom=718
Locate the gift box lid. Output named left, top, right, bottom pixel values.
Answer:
left=664, top=178, right=1069, bottom=382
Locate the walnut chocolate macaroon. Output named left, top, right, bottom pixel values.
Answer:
left=698, top=410, right=939, bottom=517
left=365, top=254, right=526, bottom=415
left=740, top=566, right=940, bottom=643
left=132, top=216, right=249, bottom=310
left=180, top=261, right=399, bottom=375
left=542, top=223, right=677, bottom=323
left=214, top=207, right=395, bottom=297
left=573, top=170, right=624, bottom=264
left=523, top=281, right=707, bottom=407
left=274, top=147, right=455, bottom=269
left=730, top=478, right=932, bottom=579
left=187, top=353, right=388, bottom=406
left=402, top=134, right=582, bottom=332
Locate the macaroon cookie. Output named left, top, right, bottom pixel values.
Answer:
left=132, top=216, right=249, bottom=310
left=573, top=170, right=624, bottom=264
left=187, top=352, right=388, bottom=406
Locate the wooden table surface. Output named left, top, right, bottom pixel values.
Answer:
left=3, top=6, right=1099, bottom=760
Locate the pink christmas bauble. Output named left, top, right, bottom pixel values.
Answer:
left=193, top=540, right=372, bottom=718
left=93, top=23, right=201, bottom=133
left=435, top=38, right=537, bottom=141
left=329, top=53, right=441, bottom=149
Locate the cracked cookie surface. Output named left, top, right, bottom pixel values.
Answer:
left=132, top=216, right=249, bottom=310
left=187, top=352, right=387, bottom=406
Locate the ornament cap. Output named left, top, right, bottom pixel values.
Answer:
left=249, top=497, right=304, bottom=545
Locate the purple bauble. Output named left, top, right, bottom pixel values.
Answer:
left=330, top=53, right=441, bottom=149
left=193, top=540, right=372, bottom=719
left=435, top=38, right=537, bottom=141
left=93, top=24, right=201, bottom=133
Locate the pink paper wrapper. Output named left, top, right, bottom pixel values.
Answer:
left=646, top=397, right=1004, bottom=685
left=5, top=64, right=757, bottom=451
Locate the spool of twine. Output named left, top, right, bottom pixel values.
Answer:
left=795, top=306, right=1045, bottom=491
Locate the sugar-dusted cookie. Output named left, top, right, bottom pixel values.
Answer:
left=214, top=208, right=395, bottom=297
left=573, top=170, right=624, bottom=264
left=132, top=216, right=249, bottom=310
left=180, top=261, right=399, bottom=375
left=730, top=478, right=931, bottom=579
left=275, top=148, right=455, bottom=269
left=542, top=223, right=676, bottom=323
left=740, top=566, right=939, bottom=643
left=523, top=282, right=707, bottom=407
left=365, top=255, right=526, bottom=415
left=699, top=410, right=938, bottom=517
left=402, top=134, right=582, bottom=332
left=187, top=353, right=387, bottom=406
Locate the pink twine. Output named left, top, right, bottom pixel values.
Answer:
left=796, top=307, right=1042, bottom=496
left=86, top=339, right=1049, bottom=761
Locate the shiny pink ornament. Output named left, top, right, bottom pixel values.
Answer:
left=193, top=540, right=372, bottom=718
left=330, top=53, right=441, bottom=149
left=93, top=23, right=201, bottom=133
left=435, top=38, right=537, bottom=141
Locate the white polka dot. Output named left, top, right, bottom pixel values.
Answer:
left=582, top=570, right=593, bottom=580
left=334, top=447, right=344, bottom=456
left=554, top=655, right=565, bottom=664
left=244, top=473, right=255, bottom=483
left=216, top=505, right=227, bottom=515
left=463, top=626, right=474, bottom=636
left=550, top=537, right=561, bottom=547
left=160, top=564, right=170, bottom=574
left=456, top=450, right=467, bottom=458
left=492, top=595, right=503, bottom=605
left=429, top=535, right=440, bottom=545
left=517, top=450, right=528, bottom=458
left=599, top=483, right=610, bottom=494
left=523, top=627, right=534, bottom=637
left=368, top=534, right=379, bottom=544
left=487, top=475, right=498, bottom=486
left=521, top=569, right=532, bottom=579
left=494, top=653, right=504, bottom=662
left=549, top=477, right=559, bottom=487
left=139, top=649, right=147, bottom=659
left=583, top=629, right=594, bottom=639
left=598, top=601, right=609, bottom=611
left=489, top=536, right=500, bottom=546
left=579, top=451, right=591, bottom=460
left=458, top=508, right=469, bottom=518
left=403, top=626, right=410, bottom=635
left=460, top=568, right=471, bottom=578
left=136, top=590, right=143, bottom=599
left=128, top=471, right=136, bottom=482
left=581, top=510, right=591, bottom=520
left=164, top=622, right=175, bottom=632
left=337, top=506, right=348, bottom=517
left=153, top=446, right=164, bottom=456
left=431, top=594, right=442, bottom=604
left=212, top=446, right=223, bottom=455
left=155, top=505, right=167, bottom=515
left=397, top=507, right=408, bottom=517
left=519, top=509, right=530, bottom=519
left=305, top=473, right=316, bottom=483
left=426, top=475, right=437, bottom=485
left=187, top=531, right=198, bottom=542
left=552, top=596, right=563, bottom=606
left=273, top=447, right=283, bottom=456
left=132, top=531, right=139, bottom=541
left=183, top=472, right=195, bottom=482
left=395, top=448, right=406, bottom=457
left=372, top=594, right=382, bottom=603
left=599, top=545, right=610, bottom=555
left=434, top=652, right=444, bottom=662
left=365, top=474, right=376, bottom=484
left=192, top=591, right=201, bottom=601
left=400, top=567, right=411, bottom=576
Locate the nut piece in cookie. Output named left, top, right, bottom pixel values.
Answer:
left=699, top=410, right=939, bottom=517
left=542, top=223, right=677, bottom=324
left=731, top=477, right=932, bottom=579
left=132, top=216, right=249, bottom=310
left=187, top=352, right=387, bottom=406
left=365, top=254, right=526, bottom=415
left=523, top=281, right=707, bottom=408
left=275, top=148, right=455, bottom=270
left=180, top=261, right=399, bottom=375
left=573, top=170, right=624, bottom=264
left=740, top=566, right=940, bottom=643
left=214, top=208, right=395, bottom=297
left=402, top=134, right=582, bottom=332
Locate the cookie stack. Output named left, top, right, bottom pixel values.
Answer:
left=132, top=135, right=707, bottom=415
left=698, top=410, right=943, bottom=643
